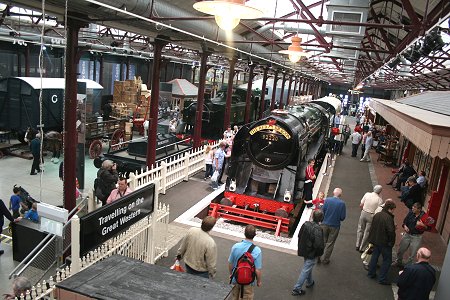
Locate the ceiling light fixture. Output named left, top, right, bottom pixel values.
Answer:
left=193, top=0, right=264, bottom=31
left=279, top=36, right=311, bottom=63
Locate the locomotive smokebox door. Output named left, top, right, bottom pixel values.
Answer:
left=247, top=118, right=296, bottom=170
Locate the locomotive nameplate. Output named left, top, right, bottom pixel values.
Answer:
left=249, top=124, right=291, bottom=139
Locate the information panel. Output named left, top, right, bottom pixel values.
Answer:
left=79, top=184, right=155, bottom=255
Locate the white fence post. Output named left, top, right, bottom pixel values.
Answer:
left=70, top=215, right=81, bottom=274
left=150, top=180, right=160, bottom=264
left=161, top=161, right=167, bottom=194
left=128, top=173, right=137, bottom=191
left=88, top=190, right=96, bottom=213
left=183, top=151, right=190, bottom=181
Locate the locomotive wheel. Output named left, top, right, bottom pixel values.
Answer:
left=274, top=208, right=289, bottom=218
left=220, top=197, right=233, bottom=206
left=0, top=150, right=4, bottom=159
left=89, top=140, right=103, bottom=159
left=110, top=129, right=125, bottom=151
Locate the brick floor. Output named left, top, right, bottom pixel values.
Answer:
left=370, top=149, right=446, bottom=268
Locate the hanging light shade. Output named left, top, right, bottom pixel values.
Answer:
left=279, top=36, right=311, bottom=63
left=193, top=0, right=264, bottom=31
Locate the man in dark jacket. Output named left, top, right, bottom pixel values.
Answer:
left=30, top=133, right=41, bottom=175
left=367, top=200, right=396, bottom=285
left=397, top=247, right=436, bottom=300
left=394, top=202, right=430, bottom=267
left=1, top=199, right=20, bottom=255
left=292, top=210, right=325, bottom=296
left=401, top=178, right=422, bottom=208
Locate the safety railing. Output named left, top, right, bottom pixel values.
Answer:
left=13, top=196, right=170, bottom=299
left=8, top=196, right=88, bottom=285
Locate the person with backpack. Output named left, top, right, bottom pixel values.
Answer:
left=291, top=210, right=325, bottom=296
left=228, top=225, right=262, bottom=300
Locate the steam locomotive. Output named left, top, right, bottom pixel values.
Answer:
left=209, top=96, right=341, bottom=236
left=182, top=87, right=264, bottom=140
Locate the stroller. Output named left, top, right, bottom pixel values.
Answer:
left=14, top=184, right=39, bottom=215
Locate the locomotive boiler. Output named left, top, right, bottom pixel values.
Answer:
left=209, top=96, right=341, bottom=236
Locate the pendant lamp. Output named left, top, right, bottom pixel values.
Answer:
left=279, top=36, right=311, bottom=63
left=193, top=0, right=264, bottom=31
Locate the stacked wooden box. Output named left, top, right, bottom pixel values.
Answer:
left=113, top=76, right=142, bottom=104
left=111, top=102, right=133, bottom=119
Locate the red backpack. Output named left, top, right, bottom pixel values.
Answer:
left=231, top=244, right=256, bottom=286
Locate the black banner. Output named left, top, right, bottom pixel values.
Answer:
left=79, top=184, right=155, bottom=255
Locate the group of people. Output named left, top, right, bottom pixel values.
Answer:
left=94, top=160, right=133, bottom=206
left=386, top=158, right=428, bottom=209
left=356, top=184, right=435, bottom=292
left=204, top=125, right=239, bottom=190
left=176, top=216, right=262, bottom=300
left=293, top=184, right=436, bottom=299
left=1, top=185, right=41, bottom=255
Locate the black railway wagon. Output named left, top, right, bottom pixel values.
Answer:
left=0, top=77, right=103, bottom=135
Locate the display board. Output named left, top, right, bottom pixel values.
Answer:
left=79, top=184, right=155, bottom=255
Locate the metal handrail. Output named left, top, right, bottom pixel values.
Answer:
left=8, top=233, right=53, bottom=279
left=8, top=197, right=87, bottom=279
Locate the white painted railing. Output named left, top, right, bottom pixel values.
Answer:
left=16, top=190, right=170, bottom=299
left=128, top=141, right=219, bottom=194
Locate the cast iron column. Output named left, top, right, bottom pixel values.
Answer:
left=270, top=71, right=279, bottom=111
left=192, top=66, right=197, bottom=83
left=284, top=75, right=293, bottom=108
left=259, top=67, right=269, bottom=119
left=212, top=68, right=217, bottom=85
left=98, top=56, right=104, bottom=86
left=244, top=63, right=256, bottom=123
left=63, top=20, right=82, bottom=212
left=278, top=72, right=287, bottom=109
left=193, top=48, right=210, bottom=148
left=305, top=79, right=310, bottom=95
left=223, top=57, right=237, bottom=130
left=146, top=36, right=168, bottom=167
left=293, top=76, right=298, bottom=98
left=146, top=60, right=152, bottom=88
left=298, top=77, right=304, bottom=95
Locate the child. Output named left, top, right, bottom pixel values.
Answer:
left=204, top=145, right=214, bottom=180
left=312, top=191, right=325, bottom=210
left=305, top=191, right=325, bottom=210
left=9, top=187, right=21, bottom=218
left=24, top=203, right=39, bottom=222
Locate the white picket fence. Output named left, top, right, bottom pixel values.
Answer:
left=13, top=142, right=220, bottom=299
left=128, top=141, right=219, bottom=194
left=14, top=201, right=170, bottom=300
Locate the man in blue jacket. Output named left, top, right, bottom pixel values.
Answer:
left=320, top=188, right=346, bottom=264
